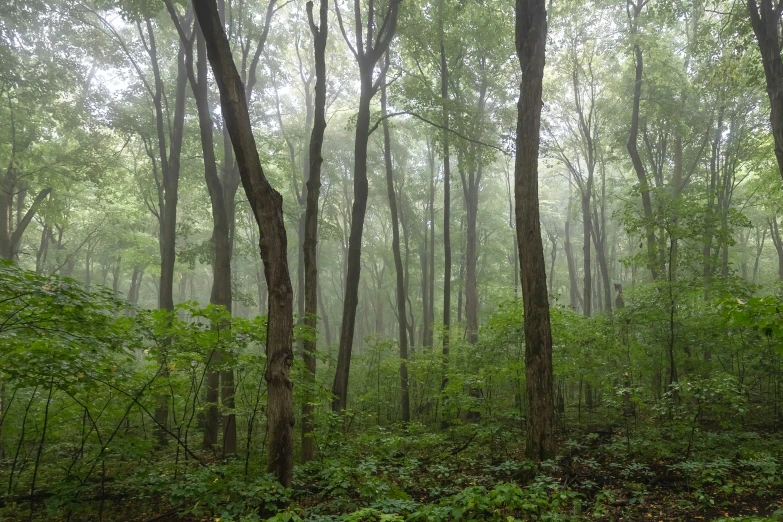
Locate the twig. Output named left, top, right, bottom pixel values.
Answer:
left=368, top=110, right=509, bottom=155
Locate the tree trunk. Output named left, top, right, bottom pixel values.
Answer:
left=0, top=186, right=50, bottom=261
left=141, top=18, right=188, bottom=447
left=581, top=193, right=592, bottom=317
left=626, top=28, right=658, bottom=281
left=331, top=0, right=401, bottom=412
left=464, top=161, right=480, bottom=343
left=317, top=280, right=332, bottom=345
left=381, top=55, right=410, bottom=423
left=564, top=179, right=582, bottom=311
left=35, top=224, right=50, bottom=275
left=127, top=265, right=144, bottom=305
left=420, top=207, right=430, bottom=347
left=112, top=257, right=121, bottom=298
left=166, top=9, right=237, bottom=454
left=440, top=25, right=452, bottom=396
left=515, top=0, right=554, bottom=462
left=195, top=0, right=295, bottom=486
left=770, top=216, right=783, bottom=280
left=332, top=72, right=373, bottom=414
left=747, top=0, right=783, bottom=182
left=300, top=0, right=327, bottom=463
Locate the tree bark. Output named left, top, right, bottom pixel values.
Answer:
left=127, top=265, right=144, bottom=305
left=194, top=0, right=295, bottom=487
left=564, top=178, right=583, bottom=311
left=331, top=0, right=401, bottom=414
left=0, top=187, right=51, bottom=261
left=381, top=54, right=410, bottom=423
left=626, top=21, right=658, bottom=281
left=581, top=192, right=592, bottom=317
left=439, top=21, right=452, bottom=396
left=461, top=77, right=486, bottom=344
left=770, top=216, right=783, bottom=280
left=301, top=0, right=327, bottom=462
left=515, top=0, right=554, bottom=462
left=747, top=0, right=783, bottom=182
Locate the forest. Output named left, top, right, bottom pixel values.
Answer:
left=3, top=0, right=783, bottom=520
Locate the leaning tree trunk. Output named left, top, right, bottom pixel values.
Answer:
left=194, top=0, right=295, bottom=487
left=301, top=0, right=327, bottom=463
left=747, top=0, right=783, bottom=182
left=515, top=0, right=554, bottom=462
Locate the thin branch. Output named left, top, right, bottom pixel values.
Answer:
left=368, top=111, right=509, bottom=155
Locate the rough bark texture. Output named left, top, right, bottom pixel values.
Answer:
left=194, top=0, right=295, bottom=487
left=381, top=55, right=411, bottom=423
left=301, top=0, right=327, bottom=463
left=747, top=0, right=783, bottom=181
left=515, top=0, right=555, bottom=462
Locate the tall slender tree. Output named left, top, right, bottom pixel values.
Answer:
left=331, top=0, right=402, bottom=414
left=194, top=0, right=295, bottom=487
left=515, top=0, right=554, bottom=461
left=301, top=0, right=328, bottom=463
left=380, top=52, right=411, bottom=423
left=747, top=0, right=783, bottom=182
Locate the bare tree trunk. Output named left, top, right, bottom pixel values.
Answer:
left=564, top=179, right=582, bottom=311
left=317, top=280, right=332, bottom=345
left=582, top=192, right=592, bottom=317
left=515, top=0, right=554, bottom=461
left=127, top=265, right=144, bottom=305
left=35, top=224, right=50, bottom=275
left=439, top=20, right=452, bottom=396
left=331, top=0, right=401, bottom=413
left=753, top=225, right=767, bottom=283
left=770, top=216, right=783, bottom=280
left=333, top=74, right=372, bottom=413
left=195, top=0, right=295, bottom=486
left=462, top=77, right=486, bottom=344
left=420, top=206, right=430, bottom=346
left=626, top=3, right=658, bottom=281
left=165, top=6, right=237, bottom=454
left=300, top=0, right=327, bottom=463
left=381, top=54, right=410, bottom=423
left=112, top=257, right=121, bottom=298
left=747, top=0, right=783, bottom=182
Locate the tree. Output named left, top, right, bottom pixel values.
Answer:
left=331, top=0, right=402, bottom=414
left=301, top=0, right=328, bottom=463
left=747, top=0, right=783, bottom=182
left=193, top=0, right=295, bottom=487
left=515, top=0, right=554, bottom=461
left=380, top=52, right=411, bottom=423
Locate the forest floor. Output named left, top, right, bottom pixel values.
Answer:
left=5, top=418, right=783, bottom=521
